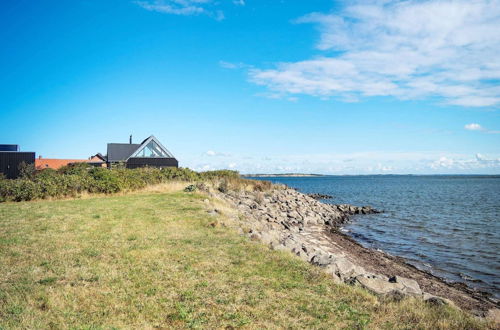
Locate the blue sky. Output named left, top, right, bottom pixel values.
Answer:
left=1, top=0, right=499, bottom=174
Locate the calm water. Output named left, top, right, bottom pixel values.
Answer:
left=250, top=175, right=500, bottom=298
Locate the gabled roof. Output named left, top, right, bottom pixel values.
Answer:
left=107, top=143, right=140, bottom=162
left=106, top=135, right=175, bottom=162
left=89, top=153, right=106, bottom=163
left=128, top=135, right=174, bottom=159
left=94, top=153, right=106, bottom=161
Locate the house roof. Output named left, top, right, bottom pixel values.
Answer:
left=106, top=143, right=140, bottom=162
left=128, top=135, right=175, bottom=159
left=89, top=153, right=106, bottom=162
left=35, top=158, right=89, bottom=170
left=89, top=155, right=106, bottom=163
left=106, top=135, right=175, bottom=162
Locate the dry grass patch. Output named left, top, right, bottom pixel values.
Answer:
left=0, top=189, right=493, bottom=329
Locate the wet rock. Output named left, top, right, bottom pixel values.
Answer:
left=307, top=193, right=334, bottom=200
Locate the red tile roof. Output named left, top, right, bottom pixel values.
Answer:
left=35, top=158, right=90, bottom=170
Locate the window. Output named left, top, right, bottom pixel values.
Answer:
left=134, top=140, right=170, bottom=158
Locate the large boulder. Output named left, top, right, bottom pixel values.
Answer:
left=332, top=257, right=366, bottom=281
left=310, top=251, right=333, bottom=267
left=354, top=275, right=405, bottom=296
left=355, top=275, right=422, bottom=298
left=324, top=264, right=342, bottom=284
left=389, top=276, right=422, bottom=296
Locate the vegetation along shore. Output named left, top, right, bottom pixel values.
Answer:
left=0, top=165, right=498, bottom=328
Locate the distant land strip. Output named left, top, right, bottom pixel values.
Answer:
left=242, top=173, right=325, bottom=177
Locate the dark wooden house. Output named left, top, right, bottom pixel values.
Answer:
left=0, top=145, right=35, bottom=179
left=106, top=135, right=178, bottom=169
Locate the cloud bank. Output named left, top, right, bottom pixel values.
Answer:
left=182, top=150, right=500, bottom=174
left=250, top=0, right=500, bottom=107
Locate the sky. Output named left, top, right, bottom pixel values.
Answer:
left=1, top=0, right=499, bottom=174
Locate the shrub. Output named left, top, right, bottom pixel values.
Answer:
left=58, top=163, right=92, bottom=176
left=200, top=170, right=239, bottom=180
left=0, top=179, right=42, bottom=202
left=184, top=184, right=197, bottom=192
left=18, top=162, right=36, bottom=180
left=87, top=168, right=122, bottom=194
left=0, top=166, right=250, bottom=203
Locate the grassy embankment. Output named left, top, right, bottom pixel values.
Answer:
left=0, top=183, right=492, bottom=329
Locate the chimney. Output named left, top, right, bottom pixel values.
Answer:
left=38, top=155, right=42, bottom=159
left=129, top=135, right=132, bottom=144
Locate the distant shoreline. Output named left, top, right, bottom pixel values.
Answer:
left=243, top=174, right=500, bottom=178
left=242, top=173, right=325, bottom=177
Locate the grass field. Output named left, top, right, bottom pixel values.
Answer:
left=0, top=185, right=491, bottom=329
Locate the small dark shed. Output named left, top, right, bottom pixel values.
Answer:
left=106, top=135, right=178, bottom=169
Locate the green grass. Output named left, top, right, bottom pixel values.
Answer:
left=0, top=187, right=492, bottom=329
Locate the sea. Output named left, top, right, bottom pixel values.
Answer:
left=249, top=175, right=500, bottom=299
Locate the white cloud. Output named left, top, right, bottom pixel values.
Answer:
left=464, top=123, right=500, bottom=133
left=464, top=123, right=483, bottom=131
left=219, top=61, right=248, bottom=69
left=205, top=150, right=231, bottom=157
left=135, top=0, right=236, bottom=20
left=250, top=0, right=500, bottom=107
left=135, top=0, right=209, bottom=16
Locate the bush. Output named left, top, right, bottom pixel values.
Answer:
left=200, top=170, right=239, bottom=180
left=0, top=179, right=42, bottom=202
left=184, top=184, right=197, bottom=192
left=18, top=162, right=36, bottom=180
left=87, top=168, right=122, bottom=194
left=58, top=162, right=92, bottom=176
left=0, top=166, right=245, bottom=203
